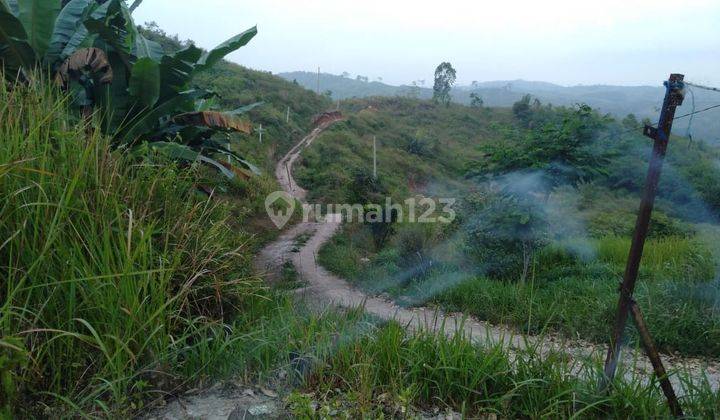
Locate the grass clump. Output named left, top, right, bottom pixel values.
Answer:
left=0, top=76, right=266, bottom=416
left=300, top=322, right=720, bottom=418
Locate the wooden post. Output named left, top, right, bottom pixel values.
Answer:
left=629, top=301, right=684, bottom=417
left=601, top=74, right=685, bottom=413
left=255, top=124, right=265, bottom=143
left=373, top=135, right=377, bottom=179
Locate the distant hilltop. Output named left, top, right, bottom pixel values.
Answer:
left=279, top=71, right=720, bottom=144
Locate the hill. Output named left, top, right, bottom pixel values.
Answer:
left=279, top=71, right=720, bottom=143
left=302, top=96, right=720, bottom=357
left=4, top=8, right=719, bottom=417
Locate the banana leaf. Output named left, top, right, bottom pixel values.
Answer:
left=194, top=26, right=257, bottom=74
left=0, top=9, right=35, bottom=78
left=173, top=111, right=252, bottom=134
left=117, top=88, right=212, bottom=146
left=198, top=139, right=261, bottom=175
left=140, top=141, right=236, bottom=180
left=45, top=0, right=91, bottom=66
left=128, top=56, right=159, bottom=108
left=17, top=0, right=61, bottom=57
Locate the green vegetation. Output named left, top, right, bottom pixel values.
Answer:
left=293, top=323, right=720, bottom=418
left=310, top=96, right=720, bottom=357
left=4, top=5, right=720, bottom=418
left=1, top=0, right=263, bottom=179
left=280, top=71, right=720, bottom=145
left=9, top=79, right=712, bottom=417
left=0, top=76, right=258, bottom=415
left=140, top=23, right=332, bottom=173
left=432, top=61, right=456, bottom=106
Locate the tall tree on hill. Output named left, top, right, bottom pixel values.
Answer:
left=433, top=62, right=456, bottom=106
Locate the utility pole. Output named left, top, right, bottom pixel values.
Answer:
left=286, top=106, right=290, bottom=123
left=317, top=66, right=320, bottom=95
left=373, top=136, right=377, bottom=179
left=255, top=124, right=265, bottom=143
left=601, top=74, right=685, bottom=417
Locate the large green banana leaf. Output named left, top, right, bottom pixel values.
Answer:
left=133, top=33, right=163, bottom=61
left=117, top=2, right=162, bottom=61
left=198, top=139, right=261, bottom=175
left=45, top=0, right=91, bottom=66
left=138, top=141, right=236, bottom=180
left=194, top=26, right=257, bottom=73
left=157, top=44, right=202, bottom=99
left=128, top=57, right=160, bottom=108
left=17, top=0, right=61, bottom=58
left=0, top=9, right=35, bottom=77
left=118, top=89, right=212, bottom=146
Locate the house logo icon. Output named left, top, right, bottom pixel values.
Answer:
left=265, top=191, right=296, bottom=229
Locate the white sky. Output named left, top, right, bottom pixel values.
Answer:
left=134, top=0, right=720, bottom=87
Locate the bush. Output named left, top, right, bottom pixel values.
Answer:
left=463, top=189, right=548, bottom=282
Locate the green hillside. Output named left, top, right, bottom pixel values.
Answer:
left=281, top=71, right=720, bottom=143
left=3, top=2, right=720, bottom=418
left=142, top=25, right=332, bottom=172
left=308, top=96, right=720, bottom=357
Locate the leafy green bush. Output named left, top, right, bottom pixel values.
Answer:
left=463, top=189, right=548, bottom=282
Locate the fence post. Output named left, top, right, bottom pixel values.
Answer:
left=601, top=73, right=685, bottom=416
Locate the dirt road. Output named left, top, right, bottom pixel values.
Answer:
left=255, top=116, right=720, bottom=394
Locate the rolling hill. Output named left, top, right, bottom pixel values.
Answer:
left=279, top=71, right=720, bottom=144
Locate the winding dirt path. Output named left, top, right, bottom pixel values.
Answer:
left=256, top=117, right=720, bottom=394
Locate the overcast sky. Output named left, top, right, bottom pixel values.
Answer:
left=133, top=0, right=720, bottom=87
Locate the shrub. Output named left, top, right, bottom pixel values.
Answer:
left=463, top=189, right=548, bottom=282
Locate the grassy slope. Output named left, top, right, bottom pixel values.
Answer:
left=296, top=96, right=513, bottom=203
left=3, top=27, right=718, bottom=418
left=0, top=46, right=335, bottom=415
left=306, top=97, right=720, bottom=357
left=7, top=84, right=714, bottom=419
left=196, top=62, right=331, bottom=172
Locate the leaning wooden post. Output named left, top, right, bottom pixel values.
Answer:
left=601, top=74, right=685, bottom=415
left=629, top=300, right=683, bottom=417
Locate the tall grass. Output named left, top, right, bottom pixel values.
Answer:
left=595, top=236, right=716, bottom=282
left=301, top=322, right=720, bottom=418
left=0, top=75, right=262, bottom=416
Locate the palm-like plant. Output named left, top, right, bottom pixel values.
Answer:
left=0, top=0, right=261, bottom=178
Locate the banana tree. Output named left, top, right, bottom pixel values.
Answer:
left=0, top=0, right=262, bottom=179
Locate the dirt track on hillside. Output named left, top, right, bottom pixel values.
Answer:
left=255, top=116, right=720, bottom=395
left=145, top=115, right=720, bottom=419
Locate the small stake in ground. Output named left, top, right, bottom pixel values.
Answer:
left=255, top=123, right=265, bottom=143
left=601, top=74, right=685, bottom=417
left=373, top=135, right=378, bottom=179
